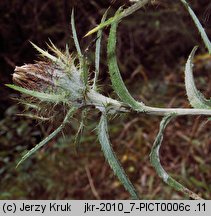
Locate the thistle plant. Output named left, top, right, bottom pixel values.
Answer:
left=6, top=0, right=211, bottom=199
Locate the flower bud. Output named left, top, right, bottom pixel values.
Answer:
left=13, top=58, right=85, bottom=107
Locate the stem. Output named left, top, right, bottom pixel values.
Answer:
left=144, top=106, right=211, bottom=116
left=86, top=89, right=211, bottom=116
left=86, top=89, right=129, bottom=113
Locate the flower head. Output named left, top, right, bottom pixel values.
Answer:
left=11, top=42, right=86, bottom=108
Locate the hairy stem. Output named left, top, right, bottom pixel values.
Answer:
left=86, top=88, right=211, bottom=116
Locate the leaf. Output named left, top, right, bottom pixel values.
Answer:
left=73, top=109, right=87, bottom=152
left=150, top=114, right=202, bottom=200
left=122, top=0, right=149, bottom=18
left=16, top=107, right=76, bottom=167
left=47, top=39, right=67, bottom=62
left=71, top=9, right=88, bottom=85
left=97, top=113, right=139, bottom=199
left=107, top=19, right=146, bottom=111
left=85, top=0, right=150, bottom=37
left=71, top=9, right=82, bottom=57
left=16, top=113, right=51, bottom=121
left=84, top=12, right=122, bottom=37
left=92, top=9, right=108, bottom=90
left=12, top=99, right=41, bottom=111
left=6, top=84, right=68, bottom=103
left=184, top=47, right=211, bottom=109
left=30, top=42, right=58, bottom=63
left=180, top=0, right=211, bottom=54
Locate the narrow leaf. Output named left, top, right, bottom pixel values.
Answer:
left=13, top=99, right=41, bottom=111
left=6, top=84, right=68, bottom=103
left=150, top=114, right=202, bottom=200
left=85, top=0, right=150, bottom=37
left=71, top=9, right=88, bottom=85
left=71, top=9, right=82, bottom=57
left=47, top=39, right=66, bottom=62
left=16, top=113, right=51, bottom=121
left=85, top=14, right=122, bottom=38
left=73, top=109, right=87, bottom=152
left=180, top=0, right=211, bottom=54
left=30, top=42, right=58, bottom=62
left=184, top=47, right=211, bottom=109
left=98, top=113, right=139, bottom=199
left=92, top=10, right=108, bottom=90
left=16, top=107, right=76, bottom=167
left=107, top=20, right=145, bottom=111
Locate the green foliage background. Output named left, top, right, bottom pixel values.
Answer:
left=1, top=0, right=211, bottom=199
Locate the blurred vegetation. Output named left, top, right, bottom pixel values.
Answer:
left=1, top=0, right=211, bottom=199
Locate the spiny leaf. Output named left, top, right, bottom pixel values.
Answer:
left=150, top=114, right=202, bottom=200
left=93, top=9, right=108, bottom=90
left=16, top=113, right=51, bottom=121
left=47, top=39, right=66, bottom=62
left=71, top=9, right=82, bottom=57
left=71, top=9, right=88, bottom=85
left=85, top=0, right=150, bottom=37
left=65, top=44, right=70, bottom=57
left=97, top=113, right=139, bottom=199
left=16, top=107, right=76, bottom=167
left=122, top=0, right=149, bottom=18
left=30, top=42, right=58, bottom=63
left=85, top=13, right=122, bottom=37
left=6, top=84, right=68, bottom=103
left=185, top=47, right=211, bottom=109
left=23, top=103, right=41, bottom=111
left=107, top=19, right=146, bottom=111
left=13, top=99, right=41, bottom=111
left=180, top=0, right=211, bottom=54
left=73, top=109, right=87, bottom=152
left=81, top=59, right=89, bottom=86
